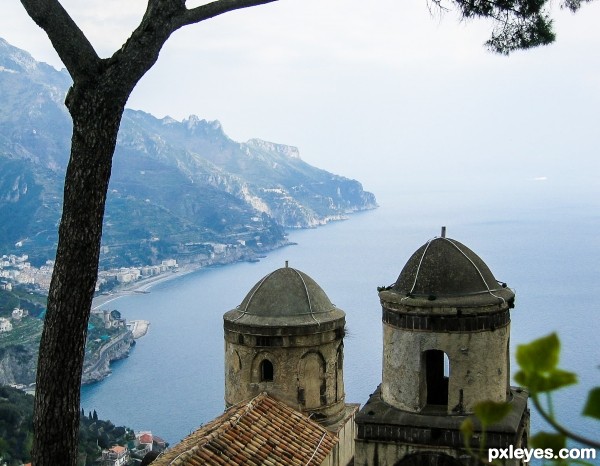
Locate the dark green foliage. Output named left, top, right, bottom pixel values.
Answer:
left=0, top=288, right=46, bottom=320
left=583, top=388, right=600, bottom=420
left=0, top=386, right=34, bottom=465
left=97, top=432, right=110, bottom=449
left=0, top=290, right=19, bottom=318
left=0, top=386, right=133, bottom=465
left=112, top=426, right=126, bottom=437
left=443, top=0, right=594, bottom=54
left=485, top=14, right=555, bottom=54
left=561, top=0, right=595, bottom=11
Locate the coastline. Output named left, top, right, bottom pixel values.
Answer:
left=84, top=209, right=376, bottom=384
left=91, top=262, right=204, bottom=311
left=90, top=232, right=311, bottom=312
left=85, top=241, right=300, bottom=385
left=88, top=207, right=380, bottom=312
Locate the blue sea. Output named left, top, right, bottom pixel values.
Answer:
left=81, top=180, right=599, bottom=460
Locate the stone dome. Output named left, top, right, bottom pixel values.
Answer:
left=224, top=266, right=345, bottom=328
left=386, top=237, right=514, bottom=306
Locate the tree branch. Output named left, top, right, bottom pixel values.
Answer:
left=19, top=0, right=100, bottom=81
left=103, top=0, right=278, bottom=100
left=179, top=0, right=279, bottom=27
left=532, top=395, right=600, bottom=449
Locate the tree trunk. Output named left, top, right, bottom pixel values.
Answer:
left=32, top=82, right=126, bottom=466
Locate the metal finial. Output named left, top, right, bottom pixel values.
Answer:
left=441, top=226, right=446, bottom=238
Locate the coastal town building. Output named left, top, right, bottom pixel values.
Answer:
left=0, top=255, right=52, bottom=290
left=0, top=281, right=12, bottom=291
left=11, top=308, right=26, bottom=320
left=102, top=309, right=127, bottom=329
left=135, top=431, right=154, bottom=456
left=101, top=445, right=129, bottom=466
left=0, top=317, right=12, bottom=332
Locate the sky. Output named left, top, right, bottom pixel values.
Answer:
left=1, top=0, right=599, bottom=202
left=3, top=1, right=599, bottom=441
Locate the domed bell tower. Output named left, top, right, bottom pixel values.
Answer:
left=223, top=263, right=348, bottom=426
left=355, top=230, right=529, bottom=466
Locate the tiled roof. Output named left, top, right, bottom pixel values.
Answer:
left=152, top=393, right=338, bottom=466
left=139, top=433, right=154, bottom=444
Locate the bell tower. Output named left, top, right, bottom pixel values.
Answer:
left=223, top=264, right=348, bottom=426
left=355, top=233, right=529, bottom=466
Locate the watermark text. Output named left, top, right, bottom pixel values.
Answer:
left=488, top=445, right=597, bottom=463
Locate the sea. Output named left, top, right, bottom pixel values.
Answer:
left=80, top=179, right=599, bottom=460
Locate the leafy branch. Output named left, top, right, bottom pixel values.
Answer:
left=514, top=333, right=600, bottom=452
left=461, top=400, right=514, bottom=464
left=462, top=333, right=599, bottom=465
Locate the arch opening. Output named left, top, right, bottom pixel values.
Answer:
left=260, top=359, right=274, bottom=382
left=299, top=352, right=326, bottom=409
left=425, top=349, right=449, bottom=407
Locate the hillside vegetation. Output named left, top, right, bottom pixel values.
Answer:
left=0, top=37, right=377, bottom=268
left=0, top=385, right=135, bottom=466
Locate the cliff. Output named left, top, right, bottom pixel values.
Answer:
left=0, top=37, right=377, bottom=268
left=0, top=345, right=37, bottom=386
left=81, top=331, right=135, bottom=385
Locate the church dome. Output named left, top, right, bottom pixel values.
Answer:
left=388, top=236, right=514, bottom=305
left=224, top=265, right=345, bottom=328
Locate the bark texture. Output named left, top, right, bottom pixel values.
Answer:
left=18, top=2, right=277, bottom=465
left=32, top=84, right=126, bottom=466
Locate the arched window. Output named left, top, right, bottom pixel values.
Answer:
left=260, top=359, right=274, bottom=382
left=299, top=352, right=326, bottom=409
left=424, top=349, right=449, bottom=407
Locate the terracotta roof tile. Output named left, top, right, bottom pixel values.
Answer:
left=140, top=433, right=154, bottom=444
left=152, top=393, right=337, bottom=466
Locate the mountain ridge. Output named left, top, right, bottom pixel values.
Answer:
left=0, top=37, right=377, bottom=268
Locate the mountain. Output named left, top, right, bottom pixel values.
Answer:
left=0, top=37, right=377, bottom=268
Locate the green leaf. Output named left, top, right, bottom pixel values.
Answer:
left=514, top=370, right=529, bottom=387
left=516, top=333, right=560, bottom=373
left=582, top=387, right=600, bottom=420
left=531, top=431, right=566, bottom=452
left=514, top=368, right=577, bottom=393
left=536, top=369, right=577, bottom=393
left=474, top=400, right=512, bottom=426
left=460, top=418, right=474, bottom=441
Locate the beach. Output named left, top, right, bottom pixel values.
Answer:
left=91, top=263, right=203, bottom=311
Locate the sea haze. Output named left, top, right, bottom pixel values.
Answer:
left=81, top=180, right=599, bottom=460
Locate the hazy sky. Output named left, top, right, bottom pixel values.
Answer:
left=2, top=0, right=599, bottom=201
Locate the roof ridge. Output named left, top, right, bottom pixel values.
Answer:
left=153, top=393, right=338, bottom=466
left=164, top=395, right=266, bottom=465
